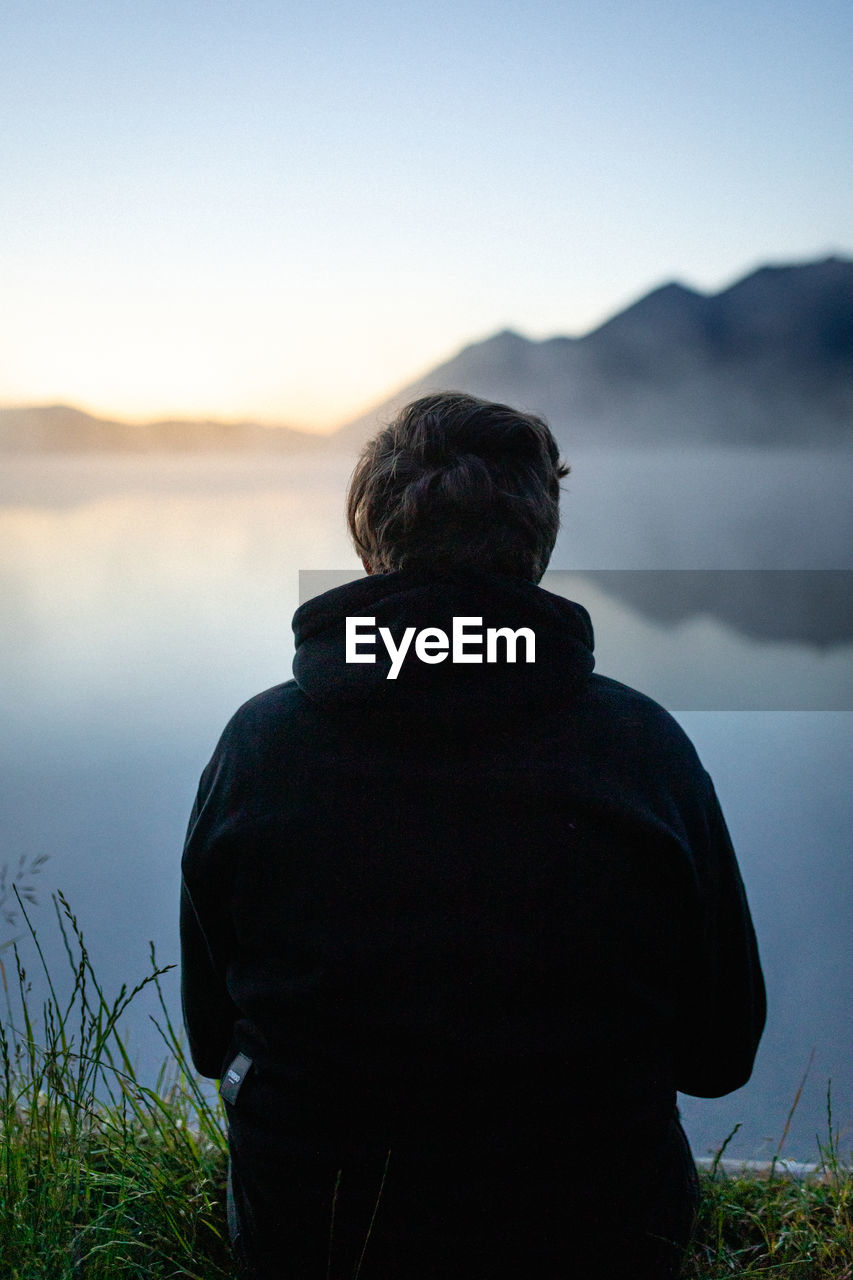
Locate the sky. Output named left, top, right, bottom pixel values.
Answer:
left=2, top=0, right=851, bottom=431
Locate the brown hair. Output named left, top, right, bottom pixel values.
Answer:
left=346, top=392, right=569, bottom=582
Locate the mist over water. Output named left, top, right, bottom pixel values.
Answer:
left=1, top=450, right=850, bottom=1162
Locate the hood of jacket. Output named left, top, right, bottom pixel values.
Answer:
left=292, top=567, right=595, bottom=729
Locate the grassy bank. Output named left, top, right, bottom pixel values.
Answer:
left=1, top=891, right=850, bottom=1278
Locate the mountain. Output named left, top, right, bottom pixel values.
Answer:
left=5, top=256, right=851, bottom=453
left=334, top=256, right=853, bottom=450
left=0, top=404, right=324, bottom=453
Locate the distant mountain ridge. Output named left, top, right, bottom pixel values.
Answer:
left=335, top=256, right=853, bottom=450
left=3, top=256, right=851, bottom=452
left=0, top=404, right=323, bottom=453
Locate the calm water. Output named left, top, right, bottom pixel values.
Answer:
left=1, top=449, right=851, bottom=1161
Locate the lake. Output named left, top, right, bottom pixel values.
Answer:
left=1, top=448, right=851, bottom=1162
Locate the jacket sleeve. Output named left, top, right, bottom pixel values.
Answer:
left=180, top=758, right=242, bottom=1079
left=674, top=775, right=767, bottom=1098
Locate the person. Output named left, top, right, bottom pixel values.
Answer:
left=180, top=391, right=766, bottom=1279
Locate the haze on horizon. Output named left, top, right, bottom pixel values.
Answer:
left=2, top=0, right=851, bottom=430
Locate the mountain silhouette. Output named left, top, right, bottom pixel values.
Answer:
left=0, top=404, right=323, bottom=453
left=335, top=256, right=853, bottom=450
left=3, top=256, right=851, bottom=452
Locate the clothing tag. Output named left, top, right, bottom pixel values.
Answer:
left=219, top=1052, right=253, bottom=1105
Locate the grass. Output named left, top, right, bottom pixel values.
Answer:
left=686, top=1169, right=853, bottom=1278
left=1, top=888, right=231, bottom=1279
left=1, top=888, right=851, bottom=1278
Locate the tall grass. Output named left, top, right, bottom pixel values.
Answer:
left=1, top=887, right=851, bottom=1278
left=1, top=889, right=231, bottom=1279
left=686, top=1166, right=853, bottom=1278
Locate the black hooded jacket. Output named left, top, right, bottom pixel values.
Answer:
left=180, top=568, right=765, bottom=1261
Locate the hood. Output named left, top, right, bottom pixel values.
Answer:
left=292, top=568, right=595, bottom=730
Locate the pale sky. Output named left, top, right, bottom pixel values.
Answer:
left=2, top=0, right=850, bottom=430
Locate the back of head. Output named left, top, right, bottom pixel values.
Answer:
left=347, top=392, right=569, bottom=583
